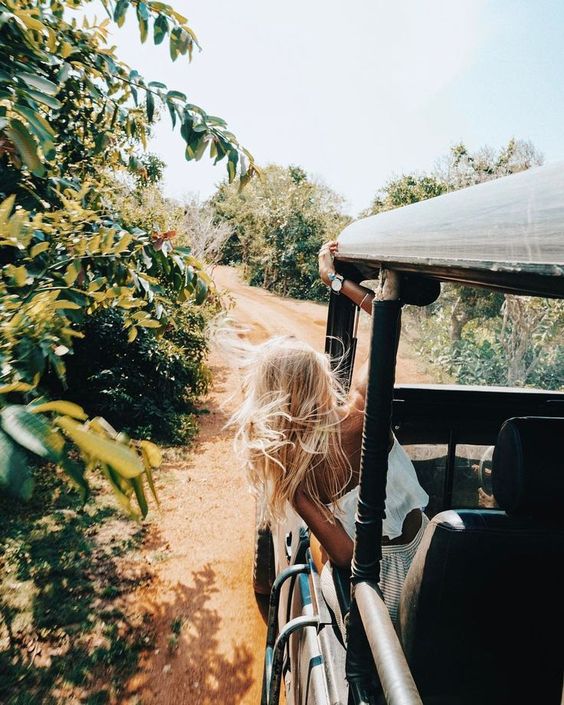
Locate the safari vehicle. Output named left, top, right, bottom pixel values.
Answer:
left=255, top=161, right=564, bottom=705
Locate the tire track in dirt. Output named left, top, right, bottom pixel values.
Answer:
left=124, top=267, right=428, bottom=705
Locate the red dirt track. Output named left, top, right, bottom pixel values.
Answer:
left=124, top=266, right=427, bottom=705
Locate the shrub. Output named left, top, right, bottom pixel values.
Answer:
left=44, top=305, right=211, bottom=445
left=211, top=165, right=349, bottom=301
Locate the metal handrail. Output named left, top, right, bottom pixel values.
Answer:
left=355, top=581, right=423, bottom=705
left=261, top=564, right=310, bottom=705
left=268, top=615, right=320, bottom=705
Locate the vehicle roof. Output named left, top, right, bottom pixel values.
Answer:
left=337, top=162, right=564, bottom=297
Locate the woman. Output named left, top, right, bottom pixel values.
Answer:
left=232, top=241, right=429, bottom=627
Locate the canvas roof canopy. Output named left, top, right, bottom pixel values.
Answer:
left=337, top=162, right=564, bottom=298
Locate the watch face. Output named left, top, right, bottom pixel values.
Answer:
left=331, top=277, right=343, bottom=293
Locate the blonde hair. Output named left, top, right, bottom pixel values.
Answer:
left=230, top=336, right=352, bottom=525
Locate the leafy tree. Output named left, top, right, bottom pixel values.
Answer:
left=45, top=305, right=212, bottom=444
left=419, top=297, right=563, bottom=390
left=362, top=139, right=560, bottom=391
left=0, top=0, right=256, bottom=208
left=0, top=0, right=256, bottom=510
left=212, top=164, right=350, bottom=301
left=361, top=173, right=446, bottom=217
left=363, top=138, right=543, bottom=218
left=435, top=138, right=543, bottom=190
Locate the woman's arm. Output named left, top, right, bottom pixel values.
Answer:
left=318, top=241, right=375, bottom=314
left=293, top=488, right=353, bottom=569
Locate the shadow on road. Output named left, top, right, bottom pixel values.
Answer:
left=129, top=564, right=255, bottom=705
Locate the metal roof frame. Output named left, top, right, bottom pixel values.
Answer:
left=337, top=162, right=564, bottom=298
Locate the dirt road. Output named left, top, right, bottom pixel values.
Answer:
left=125, top=267, right=427, bottom=705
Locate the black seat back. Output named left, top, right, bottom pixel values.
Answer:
left=399, top=417, right=564, bottom=705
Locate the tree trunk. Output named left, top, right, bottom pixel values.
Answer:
left=450, top=297, right=470, bottom=341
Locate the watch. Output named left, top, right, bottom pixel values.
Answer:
left=328, top=272, right=344, bottom=294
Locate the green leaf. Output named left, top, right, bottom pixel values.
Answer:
left=146, top=90, right=155, bottom=123
left=227, top=158, right=236, bottom=182
left=30, top=241, right=50, bottom=258
left=51, top=299, right=81, bottom=310
left=140, top=440, right=162, bottom=467
left=0, top=194, right=16, bottom=223
left=94, top=131, right=109, bottom=153
left=166, top=98, right=177, bottom=128
left=0, top=381, right=36, bottom=394
left=137, top=1, right=149, bottom=20
left=193, top=136, right=208, bottom=161
left=114, top=0, right=129, bottom=27
left=102, top=464, right=137, bottom=517
left=63, top=260, right=82, bottom=286
left=56, top=416, right=145, bottom=479
left=13, top=103, right=56, bottom=142
left=21, top=88, right=61, bottom=110
left=136, top=2, right=149, bottom=42
left=180, top=115, right=194, bottom=143
left=57, top=62, right=72, bottom=85
left=30, top=400, right=87, bottom=420
left=169, top=32, right=179, bottom=61
left=144, top=465, right=159, bottom=505
left=131, top=475, right=148, bottom=518
left=1, top=405, right=61, bottom=460
left=166, top=90, right=187, bottom=102
left=206, top=114, right=228, bottom=127
left=6, top=264, right=28, bottom=286
left=0, top=429, right=34, bottom=501
left=6, top=119, right=44, bottom=176
left=153, top=14, right=169, bottom=44
left=173, top=27, right=191, bottom=57
left=195, top=277, right=208, bottom=304
left=19, top=72, right=58, bottom=96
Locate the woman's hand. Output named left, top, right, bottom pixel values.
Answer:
left=318, top=240, right=339, bottom=286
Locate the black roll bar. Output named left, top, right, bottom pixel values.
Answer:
left=325, top=290, right=358, bottom=391
left=350, top=297, right=402, bottom=585
left=324, top=270, right=423, bottom=705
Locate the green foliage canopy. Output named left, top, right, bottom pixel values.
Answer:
left=0, top=0, right=257, bottom=208
left=364, top=138, right=560, bottom=390
left=362, top=138, right=542, bottom=218
left=212, top=165, right=350, bottom=301
left=0, top=0, right=257, bottom=511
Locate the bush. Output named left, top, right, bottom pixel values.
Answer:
left=0, top=0, right=256, bottom=509
left=44, top=305, right=210, bottom=445
left=416, top=297, right=563, bottom=390
left=211, top=165, right=349, bottom=301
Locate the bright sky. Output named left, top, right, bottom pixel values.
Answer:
left=89, top=0, right=564, bottom=215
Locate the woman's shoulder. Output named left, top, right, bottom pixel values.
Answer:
left=338, top=397, right=364, bottom=434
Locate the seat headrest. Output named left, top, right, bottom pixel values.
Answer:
left=492, top=416, right=564, bottom=516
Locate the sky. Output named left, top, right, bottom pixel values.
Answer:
left=86, top=0, right=564, bottom=216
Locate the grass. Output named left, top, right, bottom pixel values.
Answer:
left=0, top=466, right=154, bottom=705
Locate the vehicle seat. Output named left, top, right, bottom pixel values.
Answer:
left=399, top=416, right=564, bottom=705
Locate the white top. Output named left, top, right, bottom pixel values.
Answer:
left=329, top=437, right=429, bottom=541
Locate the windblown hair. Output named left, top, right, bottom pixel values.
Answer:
left=230, top=336, right=352, bottom=525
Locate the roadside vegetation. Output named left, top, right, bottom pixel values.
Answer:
left=0, top=470, right=151, bottom=705
left=0, top=0, right=255, bottom=508
left=368, top=139, right=563, bottom=389
left=1, top=1, right=253, bottom=701
left=210, top=140, right=562, bottom=390
left=211, top=164, right=350, bottom=301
